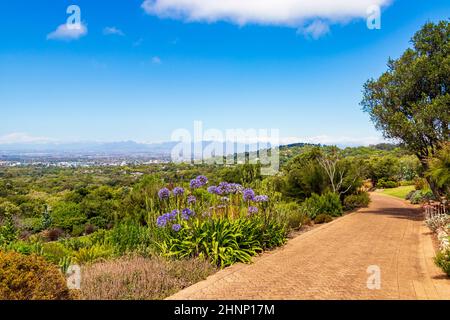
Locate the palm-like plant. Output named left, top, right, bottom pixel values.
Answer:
left=427, top=143, right=450, bottom=196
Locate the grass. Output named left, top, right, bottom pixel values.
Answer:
left=79, top=255, right=216, bottom=300
left=378, top=185, right=415, bottom=199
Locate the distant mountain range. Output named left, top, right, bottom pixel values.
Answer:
left=0, top=140, right=276, bottom=156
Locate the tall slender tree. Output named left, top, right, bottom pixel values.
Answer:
left=361, top=20, right=449, bottom=196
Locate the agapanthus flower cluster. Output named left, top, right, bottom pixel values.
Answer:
left=158, top=187, right=171, bottom=200
left=208, top=182, right=243, bottom=196
left=254, top=195, right=269, bottom=203
left=182, top=208, right=195, bottom=220
left=248, top=206, right=259, bottom=215
left=156, top=210, right=178, bottom=227
left=172, top=224, right=182, bottom=232
left=187, top=195, right=197, bottom=205
left=207, top=186, right=219, bottom=194
left=197, top=175, right=208, bottom=185
left=190, top=175, right=209, bottom=189
left=228, top=183, right=244, bottom=194
left=173, top=187, right=185, bottom=196
left=243, top=188, right=256, bottom=202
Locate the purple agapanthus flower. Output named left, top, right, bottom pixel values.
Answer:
left=207, top=186, right=218, bottom=194
left=196, top=175, right=208, bottom=186
left=248, top=206, right=259, bottom=215
left=169, top=209, right=179, bottom=219
left=156, top=215, right=168, bottom=227
left=254, top=195, right=269, bottom=203
left=190, top=178, right=202, bottom=189
left=217, top=182, right=231, bottom=195
left=158, top=187, right=171, bottom=200
left=182, top=208, right=195, bottom=220
left=187, top=195, right=196, bottom=205
left=172, top=224, right=182, bottom=232
left=228, top=183, right=243, bottom=194
left=243, top=188, right=256, bottom=201
left=173, top=187, right=185, bottom=196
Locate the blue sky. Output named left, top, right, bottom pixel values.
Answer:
left=0, top=0, right=449, bottom=146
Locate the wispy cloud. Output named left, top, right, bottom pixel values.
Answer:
left=47, top=23, right=88, bottom=41
left=297, top=20, right=330, bottom=39
left=133, top=38, right=144, bottom=47
left=151, top=56, right=162, bottom=64
left=0, top=133, right=56, bottom=144
left=141, top=0, right=391, bottom=27
left=103, top=26, right=125, bottom=36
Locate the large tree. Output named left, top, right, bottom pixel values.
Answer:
left=361, top=20, right=450, bottom=195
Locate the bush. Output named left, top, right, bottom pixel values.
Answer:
left=376, top=179, right=398, bottom=189
left=274, top=202, right=308, bottom=230
left=302, top=192, right=343, bottom=219
left=435, top=248, right=450, bottom=277
left=314, top=214, right=333, bottom=224
left=46, top=228, right=65, bottom=241
left=105, top=223, right=152, bottom=255
left=42, top=242, right=72, bottom=265
left=343, top=192, right=371, bottom=210
left=414, top=177, right=428, bottom=190
left=0, top=215, right=18, bottom=246
left=410, top=190, right=435, bottom=204
left=0, top=251, right=72, bottom=300
left=73, top=245, right=114, bottom=265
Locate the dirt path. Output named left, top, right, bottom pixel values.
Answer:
left=168, top=193, right=450, bottom=300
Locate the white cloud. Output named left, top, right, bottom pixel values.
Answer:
left=151, top=56, right=162, bottom=64
left=47, top=23, right=88, bottom=41
left=297, top=20, right=330, bottom=39
left=0, top=133, right=55, bottom=144
left=141, top=0, right=391, bottom=27
left=103, top=26, right=125, bottom=36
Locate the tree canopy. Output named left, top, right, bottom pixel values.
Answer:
left=361, top=20, right=449, bottom=162
left=361, top=20, right=449, bottom=195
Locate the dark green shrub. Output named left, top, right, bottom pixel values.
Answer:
left=376, top=178, right=398, bottom=188
left=0, top=251, right=72, bottom=300
left=0, top=214, right=18, bottom=246
left=343, top=192, right=371, bottom=210
left=302, top=192, right=343, bottom=219
left=274, top=202, right=306, bottom=230
left=105, top=222, right=152, bottom=255
left=41, top=242, right=72, bottom=265
left=314, top=214, right=333, bottom=224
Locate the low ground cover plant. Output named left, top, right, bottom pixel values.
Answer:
left=80, top=255, right=215, bottom=300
